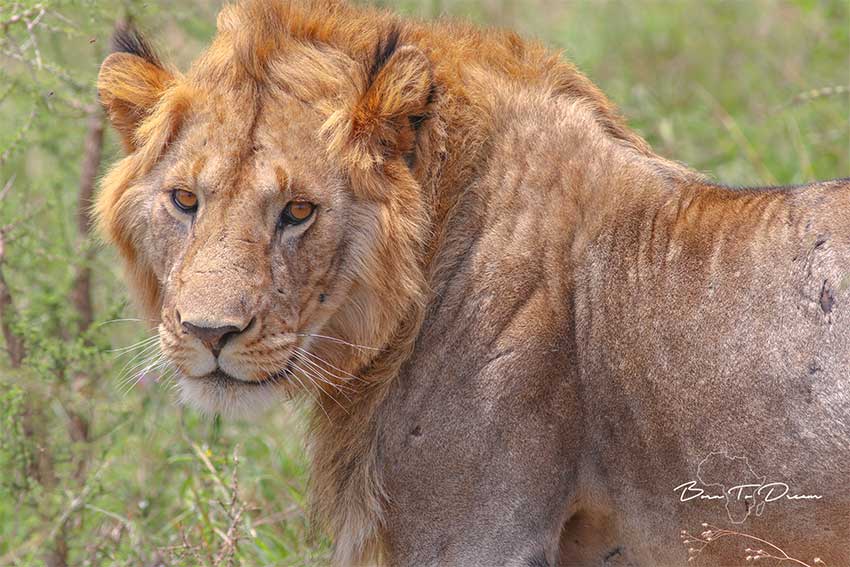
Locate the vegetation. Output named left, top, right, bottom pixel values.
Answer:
left=0, top=0, right=846, bottom=565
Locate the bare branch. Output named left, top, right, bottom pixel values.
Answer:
left=0, top=5, right=44, bottom=28
left=0, top=44, right=89, bottom=93
left=23, top=7, right=46, bottom=69
left=71, top=107, right=104, bottom=332
left=0, top=173, right=15, bottom=203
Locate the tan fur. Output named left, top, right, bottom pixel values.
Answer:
left=97, top=1, right=849, bottom=565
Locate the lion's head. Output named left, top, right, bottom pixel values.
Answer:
left=97, top=1, right=437, bottom=415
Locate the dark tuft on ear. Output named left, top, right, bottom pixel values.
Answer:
left=111, top=22, right=161, bottom=68
left=326, top=37, right=434, bottom=177
left=98, top=22, right=175, bottom=152
left=408, top=82, right=439, bottom=131
left=368, top=26, right=402, bottom=84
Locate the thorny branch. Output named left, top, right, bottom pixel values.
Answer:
left=212, top=448, right=247, bottom=567
left=0, top=2, right=95, bottom=112
left=0, top=108, right=35, bottom=169
left=0, top=176, right=25, bottom=368
left=164, top=443, right=249, bottom=566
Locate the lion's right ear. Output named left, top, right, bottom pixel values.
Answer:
left=323, top=29, right=435, bottom=180
left=98, top=26, right=173, bottom=153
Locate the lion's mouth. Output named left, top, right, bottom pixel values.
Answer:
left=194, top=360, right=294, bottom=388
left=176, top=360, right=296, bottom=417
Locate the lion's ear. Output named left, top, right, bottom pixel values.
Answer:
left=98, top=25, right=173, bottom=153
left=334, top=35, right=434, bottom=170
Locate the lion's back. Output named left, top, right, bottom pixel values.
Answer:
left=575, top=177, right=850, bottom=565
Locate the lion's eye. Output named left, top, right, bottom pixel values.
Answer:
left=280, top=201, right=316, bottom=226
left=171, top=189, right=198, bottom=213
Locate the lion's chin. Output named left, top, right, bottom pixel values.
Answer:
left=177, top=370, right=287, bottom=418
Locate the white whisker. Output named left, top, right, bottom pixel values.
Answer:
left=119, top=352, right=167, bottom=396
left=113, top=343, right=162, bottom=379
left=116, top=347, right=163, bottom=384
left=295, top=333, right=382, bottom=352
left=291, top=357, right=357, bottom=399
left=289, top=368, right=331, bottom=421
left=291, top=351, right=356, bottom=394
left=109, top=335, right=160, bottom=356
left=295, top=347, right=367, bottom=384
left=289, top=359, right=351, bottom=413
left=96, top=318, right=144, bottom=329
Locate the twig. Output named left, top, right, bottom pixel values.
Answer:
left=0, top=5, right=44, bottom=28
left=0, top=107, right=35, bottom=168
left=189, top=441, right=231, bottom=500
left=0, top=43, right=90, bottom=93
left=0, top=206, right=41, bottom=239
left=791, top=85, right=850, bottom=106
left=681, top=522, right=828, bottom=567
left=212, top=446, right=246, bottom=567
left=0, top=173, right=14, bottom=203
left=23, top=7, right=46, bottom=69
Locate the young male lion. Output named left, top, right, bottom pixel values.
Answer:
left=96, top=1, right=849, bottom=565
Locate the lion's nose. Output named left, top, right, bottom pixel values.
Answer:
left=181, top=320, right=250, bottom=356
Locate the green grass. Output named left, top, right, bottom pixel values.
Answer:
left=0, top=1, right=847, bottom=565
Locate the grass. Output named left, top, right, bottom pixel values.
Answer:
left=0, top=1, right=847, bottom=565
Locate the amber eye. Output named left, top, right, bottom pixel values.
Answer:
left=171, top=189, right=198, bottom=213
left=280, top=201, right=316, bottom=226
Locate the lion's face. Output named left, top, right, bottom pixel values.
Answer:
left=150, top=99, right=376, bottom=413
left=97, top=16, right=436, bottom=415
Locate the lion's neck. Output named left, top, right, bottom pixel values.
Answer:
left=427, top=87, right=694, bottom=271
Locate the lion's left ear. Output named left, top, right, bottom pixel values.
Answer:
left=328, top=36, right=434, bottom=171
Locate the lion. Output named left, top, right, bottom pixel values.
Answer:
left=96, top=1, right=850, bottom=565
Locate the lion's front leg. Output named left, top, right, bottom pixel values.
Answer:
left=375, top=340, right=585, bottom=566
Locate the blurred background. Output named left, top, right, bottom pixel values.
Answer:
left=0, top=0, right=847, bottom=565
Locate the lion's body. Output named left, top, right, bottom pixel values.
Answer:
left=96, top=1, right=849, bottom=565
left=573, top=174, right=850, bottom=565
left=373, top=89, right=850, bottom=565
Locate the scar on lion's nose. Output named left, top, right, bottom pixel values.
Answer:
left=181, top=318, right=253, bottom=356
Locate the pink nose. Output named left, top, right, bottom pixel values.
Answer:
left=181, top=321, right=244, bottom=356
